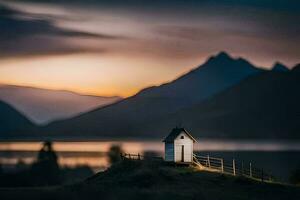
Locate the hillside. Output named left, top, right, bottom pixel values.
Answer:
left=0, top=85, right=121, bottom=124
left=0, top=101, right=36, bottom=138
left=0, top=160, right=299, bottom=200
left=42, top=52, right=265, bottom=138
left=138, top=66, right=300, bottom=139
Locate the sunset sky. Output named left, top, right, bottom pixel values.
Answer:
left=0, top=0, right=299, bottom=97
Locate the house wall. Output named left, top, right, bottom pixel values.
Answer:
left=174, top=132, right=193, bottom=162
left=164, top=142, right=174, bottom=161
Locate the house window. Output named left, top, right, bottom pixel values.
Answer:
left=180, top=135, right=184, bottom=139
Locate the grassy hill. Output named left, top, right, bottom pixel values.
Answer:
left=1, top=160, right=300, bottom=200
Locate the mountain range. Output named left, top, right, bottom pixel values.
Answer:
left=0, top=85, right=121, bottom=124
left=41, top=52, right=262, bottom=136
left=1, top=52, right=299, bottom=140
left=138, top=67, right=300, bottom=139
left=41, top=52, right=299, bottom=139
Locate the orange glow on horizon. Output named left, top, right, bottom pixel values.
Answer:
left=0, top=81, right=140, bottom=98
left=0, top=53, right=203, bottom=97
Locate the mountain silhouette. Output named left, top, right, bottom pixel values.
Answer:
left=0, top=101, right=36, bottom=138
left=138, top=68, right=300, bottom=139
left=137, top=51, right=262, bottom=105
left=42, top=52, right=267, bottom=138
left=0, top=85, right=121, bottom=124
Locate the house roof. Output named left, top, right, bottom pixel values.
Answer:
left=163, top=127, right=197, bottom=143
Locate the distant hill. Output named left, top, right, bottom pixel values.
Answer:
left=139, top=66, right=300, bottom=139
left=0, top=101, right=36, bottom=138
left=42, top=52, right=266, bottom=138
left=0, top=85, right=121, bottom=124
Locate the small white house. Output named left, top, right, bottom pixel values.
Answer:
left=163, top=127, right=197, bottom=163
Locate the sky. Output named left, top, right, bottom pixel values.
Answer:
left=0, top=0, right=299, bottom=97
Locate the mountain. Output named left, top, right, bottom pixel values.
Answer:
left=0, top=101, right=36, bottom=138
left=0, top=85, right=121, bottom=124
left=272, top=62, right=289, bottom=72
left=42, top=52, right=265, bottom=138
left=137, top=52, right=262, bottom=105
left=138, top=67, right=300, bottom=139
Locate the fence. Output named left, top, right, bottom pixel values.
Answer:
left=193, top=154, right=273, bottom=182
left=120, top=152, right=273, bottom=182
left=120, top=153, right=162, bottom=161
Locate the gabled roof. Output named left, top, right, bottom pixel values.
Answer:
left=163, top=127, right=197, bottom=143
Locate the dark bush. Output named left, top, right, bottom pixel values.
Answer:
left=107, top=144, right=124, bottom=165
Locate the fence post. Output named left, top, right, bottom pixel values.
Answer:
left=221, top=158, right=224, bottom=173
left=249, top=162, right=252, bottom=177
left=233, top=159, right=236, bottom=176
left=207, top=155, right=210, bottom=168
left=138, top=153, right=140, bottom=160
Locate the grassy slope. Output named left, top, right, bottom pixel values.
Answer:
left=1, top=160, right=300, bottom=200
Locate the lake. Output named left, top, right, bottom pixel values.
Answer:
left=0, top=140, right=299, bottom=182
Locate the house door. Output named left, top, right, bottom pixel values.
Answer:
left=181, top=145, right=184, bottom=162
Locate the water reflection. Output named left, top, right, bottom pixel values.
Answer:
left=0, top=141, right=163, bottom=153
left=0, top=140, right=300, bottom=171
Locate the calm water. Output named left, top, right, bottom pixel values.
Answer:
left=0, top=140, right=299, bottom=181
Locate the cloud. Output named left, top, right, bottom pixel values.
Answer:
left=1, top=0, right=299, bottom=66
left=0, top=4, right=125, bottom=57
left=153, top=4, right=300, bottom=66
